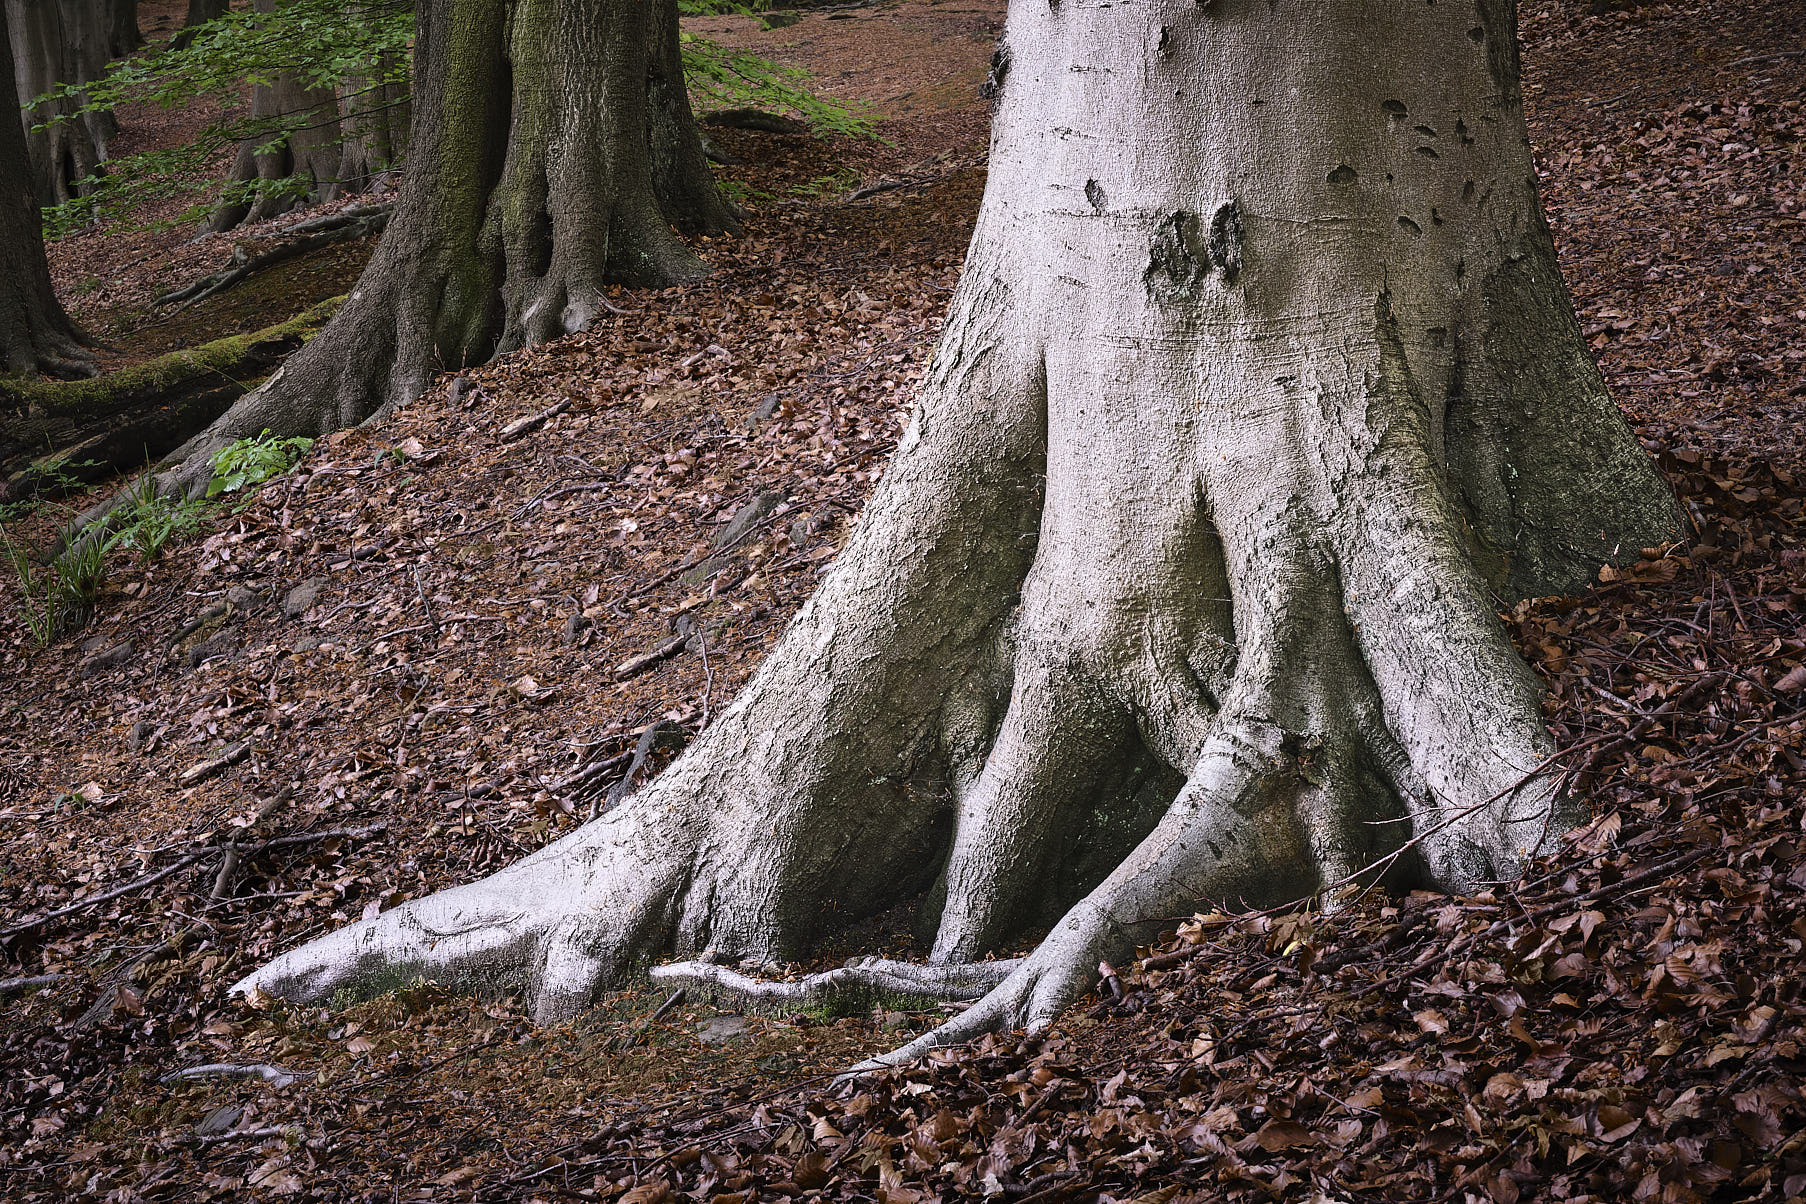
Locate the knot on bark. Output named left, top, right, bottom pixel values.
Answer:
left=1144, top=201, right=1243, bottom=304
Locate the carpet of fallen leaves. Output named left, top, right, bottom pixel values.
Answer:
left=3, top=0, right=1805, bottom=1201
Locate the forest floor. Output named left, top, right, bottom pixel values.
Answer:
left=3, top=0, right=1805, bottom=1201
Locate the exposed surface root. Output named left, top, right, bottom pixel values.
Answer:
left=650, top=957, right=1021, bottom=1017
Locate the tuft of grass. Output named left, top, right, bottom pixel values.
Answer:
left=3, top=527, right=107, bottom=647
left=1, top=429, right=310, bottom=646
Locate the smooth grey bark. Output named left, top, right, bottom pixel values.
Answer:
left=6, top=0, right=119, bottom=208
left=130, top=0, right=724, bottom=498
left=236, top=0, right=1676, bottom=1059
left=0, top=4, right=92, bottom=378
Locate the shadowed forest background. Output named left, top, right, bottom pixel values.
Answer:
left=3, top=0, right=1806, bottom=1200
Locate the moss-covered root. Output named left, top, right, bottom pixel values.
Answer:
left=1, top=298, right=342, bottom=499
left=7, top=297, right=342, bottom=419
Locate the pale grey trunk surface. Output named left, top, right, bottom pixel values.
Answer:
left=236, top=0, right=1675, bottom=1057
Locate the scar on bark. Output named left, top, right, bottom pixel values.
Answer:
left=1144, top=201, right=1242, bottom=301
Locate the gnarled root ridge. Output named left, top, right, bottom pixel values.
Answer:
left=233, top=3, right=1676, bottom=1048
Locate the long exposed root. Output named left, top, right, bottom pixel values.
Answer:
left=650, top=957, right=1021, bottom=1017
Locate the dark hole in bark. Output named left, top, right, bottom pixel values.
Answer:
left=1417, top=146, right=1440, bottom=158
left=1398, top=214, right=1423, bottom=236
left=1084, top=178, right=1106, bottom=210
left=1328, top=163, right=1358, bottom=184
left=1381, top=98, right=1409, bottom=116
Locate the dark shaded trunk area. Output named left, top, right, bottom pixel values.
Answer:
left=106, top=0, right=139, bottom=56
left=173, top=0, right=228, bottom=49
left=647, top=0, right=742, bottom=237
left=0, top=4, right=91, bottom=378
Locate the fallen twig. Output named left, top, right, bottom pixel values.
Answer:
left=0, top=973, right=70, bottom=999
left=1, top=821, right=385, bottom=938
left=2, top=849, right=214, bottom=938
left=614, top=634, right=689, bottom=680
left=157, top=208, right=391, bottom=311
left=182, top=1125, right=294, bottom=1146
left=162, top=1063, right=310, bottom=1088
left=179, top=741, right=251, bottom=785
left=605, top=987, right=688, bottom=1053
left=213, top=787, right=296, bottom=899
left=498, top=398, right=571, bottom=442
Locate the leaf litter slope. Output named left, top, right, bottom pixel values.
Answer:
left=3, top=0, right=1806, bottom=1199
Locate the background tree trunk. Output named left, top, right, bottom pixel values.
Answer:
left=146, top=0, right=729, bottom=492
left=203, top=0, right=345, bottom=233
left=0, top=4, right=92, bottom=378
left=6, top=0, right=119, bottom=208
left=105, top=0, right=139, bottom=57
left=238, top=0, right=1681, bottom=1051
left=172, top=0, right=228, bottom=49
left=334, top=57, right=410, bottom=195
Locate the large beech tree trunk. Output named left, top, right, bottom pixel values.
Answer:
left=146, top=0, right=723, bottom=488
left=6, top=0, right=119, bottom=208
left=238, top=0, right=1677, bottom=1055
left=0, top=5, right=92, bottom=378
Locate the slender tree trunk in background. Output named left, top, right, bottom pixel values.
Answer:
left=141, top=0, right=731, bottom=493
left=203, top=0, right=344, bottom=232
left=0, top=5, right=92, bottom=378
left=647, top=0, right=741, bottom=236
left=237, top=0, right=1680, bottom=1055
left=5, top=0, right=119, bottom=208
